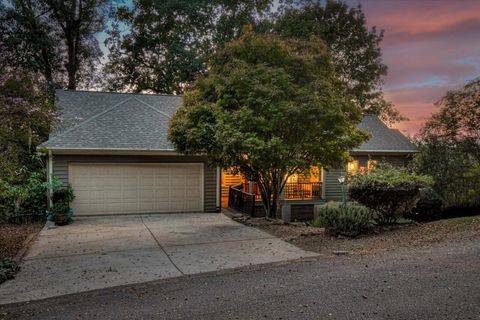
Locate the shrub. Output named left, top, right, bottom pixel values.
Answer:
left=49, top=184, right=75, bottom=225
left=406, top=187, right=444, bottom=221
left=0, top=258, right=18, bottom=284
left=349, top=167, right=432, bottom=225
left=51, top=185, right=75, bottom=205
left=314, top=202, right=372, bottom=237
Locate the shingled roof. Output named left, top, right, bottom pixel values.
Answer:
left=41, top=90, right=182, bottom=151
left=41, top=90, right=416, bottom=154
left=353, top=114, right=417, bottom=153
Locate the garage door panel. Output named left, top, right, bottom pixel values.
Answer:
left=155, top=201, right=170, bottom=211
left=69, top=163, right=203, bottom=215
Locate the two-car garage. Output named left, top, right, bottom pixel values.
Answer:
left=68, top=163, right=204, bottom=215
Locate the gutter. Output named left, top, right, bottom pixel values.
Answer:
left=36, top=147, right=186, bottom=156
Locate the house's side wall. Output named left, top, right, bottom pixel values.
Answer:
left=52, top=154, right=218, bottom=213
left=324, top=168, right=347, bottom=202
left=324, top=154, right=413, bottom=202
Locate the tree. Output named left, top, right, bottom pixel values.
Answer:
left=0, top=0, right=60, bottom=84
left=273, top=0, right=404, bottom=124
left=414, top=79, right=480, bottom=207
left=104, top=0, right=272, bottom=94
left=414, top=135, right=480, bottom=208
left=0, top=0, right=108, bottom=89
left=169, top=32, right=368, bottom=218
left=44, top=0, right=108, bottom=89
left=422, top=78, right=480, bottom=160
left=0, top=72, right=58, bottom=183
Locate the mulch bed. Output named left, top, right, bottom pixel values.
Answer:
left=0, top=223, right=44, bottom=260
left=235, top=215, right=480, bottom=256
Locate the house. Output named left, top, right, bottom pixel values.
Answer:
left=39, top=90, right=417, bottom=219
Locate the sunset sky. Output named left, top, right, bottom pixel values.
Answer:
left=346, top=0, right=480, bottom=134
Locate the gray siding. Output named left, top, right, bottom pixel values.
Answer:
left=324, top=168, right=346, bottom=201
left=52, top=154, right=217, bottom=212
left=324, top=155, right=413, bottom=202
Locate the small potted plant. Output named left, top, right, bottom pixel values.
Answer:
left=49, top=185, right=75, bottom=226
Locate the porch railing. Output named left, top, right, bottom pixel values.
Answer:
left=284, top=182, right=322, bottom=200
left=228, top=184, right=256, bottom=215
left=250, top=182, right=323, bottom=201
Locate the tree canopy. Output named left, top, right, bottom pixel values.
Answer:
left=0, top=73, right=58, bottom=183
left=0, top=0, right=108, bottom=89
left=415, top=79, right=480, bottom=208
left=273, top=0, right=403, bottom=124
left=169, top=32, right=368, bottom=217
left=422, top=79, right=480, bottom=160
left=104, top=0, right=272, bottom=94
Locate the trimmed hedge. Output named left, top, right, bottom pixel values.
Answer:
left=314, top=202, right=371, bottom=237
left=349, top=168, right=432, bottom=225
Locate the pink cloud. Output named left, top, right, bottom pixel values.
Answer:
left=347, top=0, right=480, bottom=135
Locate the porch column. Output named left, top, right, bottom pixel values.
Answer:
left=280, top=184, right=291, bottom=223
left=216, top=167, right=221, bottom=212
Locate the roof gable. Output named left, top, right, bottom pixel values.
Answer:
left=353, top=115, right=417, bottom=153
left=41, top=90, right=182, bottom=151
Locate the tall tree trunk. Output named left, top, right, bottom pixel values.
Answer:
left=67, top=37, right=76, bottom=89
left=41, top=48, right=53, bottom=85
left=259, top=170, right=287, bottom=219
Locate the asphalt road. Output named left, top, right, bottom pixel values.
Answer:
left=1, top=241, right=479, bottom=320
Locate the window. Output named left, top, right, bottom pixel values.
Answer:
left=347, top=161, right=358, bottom=175
left=368, top=160, right=377, bottom=173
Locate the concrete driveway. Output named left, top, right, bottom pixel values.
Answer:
left=0, top=213, right=317, bottom=304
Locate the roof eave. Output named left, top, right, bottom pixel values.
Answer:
left=36, top=147, right=186, bottom=156
left=350, top=149, right=418, bottom=156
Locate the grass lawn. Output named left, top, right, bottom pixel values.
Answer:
left=239, top=215, right=480, bottom=256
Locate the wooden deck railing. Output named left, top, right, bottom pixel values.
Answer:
left=284, top=182, right=322, bottom=200
left=251, top=182, right=322, bottom=201
left=228, top=184, right=256, bottom=215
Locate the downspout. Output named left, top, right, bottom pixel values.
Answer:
left=48, top=150, right=53, bottom=208
left=321, top=168, right=326, bottom=199
left=216, top=167, right=221, bottom=212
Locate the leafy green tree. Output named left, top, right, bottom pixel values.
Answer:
left=0, top=0, right=60, bottom=84
left=273, top=0, right=404, bottom=124
left=422, top=79, right=480, bottom=160
left=0, top=72, right=57, bottom=183
left=415, top=79, right=480, bottom=207
left=414, top=136, right=480, bottom=208
left=169, top=32, right=368, bottom=217
left=104, top=0, right=272, bottom=94
left=0, top=0, right=108, bottom=89
left=44, top=0, right=108, bottom=89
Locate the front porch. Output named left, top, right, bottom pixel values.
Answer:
left=222, top=168, right=326, bottom=221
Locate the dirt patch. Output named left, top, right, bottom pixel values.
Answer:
left=0, top=223, right=43, bottom=259
left=235, top=215, right=480, bottom=256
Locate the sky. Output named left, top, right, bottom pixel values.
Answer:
left=345, top=0, right=480, bottom=134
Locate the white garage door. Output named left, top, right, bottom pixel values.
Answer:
left=69, top=163, right=203, bottom=215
